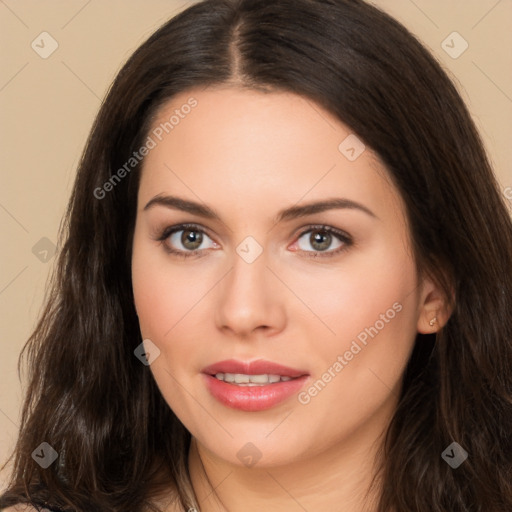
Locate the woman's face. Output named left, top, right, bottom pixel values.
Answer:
left=131, top=86, right=436, bottom=469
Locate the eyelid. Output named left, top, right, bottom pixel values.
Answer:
left=154, top=222, right=214, bottom=241
left=294, top=224, right=352, bottom=242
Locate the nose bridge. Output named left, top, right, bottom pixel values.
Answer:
left=227, top=241, right=272, bottom=312
left=215, top=238, right=285, bottom=335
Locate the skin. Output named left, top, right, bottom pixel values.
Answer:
left=131, top=86, right=450, bottom=512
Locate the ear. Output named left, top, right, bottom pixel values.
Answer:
left=417, top=273, right=454, bottom=334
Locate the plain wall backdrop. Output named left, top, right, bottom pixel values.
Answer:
left=1, top=0, right=511, bottom=488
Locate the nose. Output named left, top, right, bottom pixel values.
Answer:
left=214, top=245, right=287, bottom=339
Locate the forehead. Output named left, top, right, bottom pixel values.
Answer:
left=138, top=86, right=403, bottom=223
left=149, top=86, right=351, bottom=159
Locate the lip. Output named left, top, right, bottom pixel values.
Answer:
left=202, top=374, right=310, bottom=412
left=201, top=359, right=310, bottom=412
left=201, top=359, right=309, bottom=378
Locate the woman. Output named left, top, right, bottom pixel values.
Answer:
left=1, top=0, right=511, bottom=510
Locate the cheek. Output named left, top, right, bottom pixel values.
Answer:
left=292, top=242, right=417, bottom=347
left=291, top=242, right=420, bottom=429
left=131, top=237, right=206, bottom=399
left=291, top=240, right=420, bottom=410
left=131, top=229, right=206, bottom=341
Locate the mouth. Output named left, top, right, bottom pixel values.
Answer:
left=201, top=359, right=310, bottom=411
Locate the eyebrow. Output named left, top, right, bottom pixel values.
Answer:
left=143, top=194, right=377, bottom=222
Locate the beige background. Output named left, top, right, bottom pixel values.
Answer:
left=1, top=0, right=511, bottom=489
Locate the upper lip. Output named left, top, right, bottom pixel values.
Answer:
left=202, top=359, right=309, bottom=378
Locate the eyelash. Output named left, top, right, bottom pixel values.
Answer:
left=155, top=223, right=353, bottom=259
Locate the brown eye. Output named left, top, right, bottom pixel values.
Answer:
left=179, top=228, right=203, bottom=250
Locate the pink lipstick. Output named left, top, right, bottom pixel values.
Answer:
left=201, top=359, right=310, bottom=412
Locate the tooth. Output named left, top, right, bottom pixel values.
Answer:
left=213, top=372, right=297, bottom=384
left=249, top=374, right=270, bottom=383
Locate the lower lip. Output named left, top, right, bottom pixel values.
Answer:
left=202, top=374, right=310, bottom=412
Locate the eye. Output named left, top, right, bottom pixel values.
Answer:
left=293, top=225, right=352, bottom=258
left=155, top=223, right=352, bottom=259
left=157, top=224, right=218, bottom=258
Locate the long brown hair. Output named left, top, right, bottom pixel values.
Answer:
left=1, top=0, right=511, bottom=510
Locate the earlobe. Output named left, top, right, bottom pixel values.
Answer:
left=418, top=312, right=442, bottom=334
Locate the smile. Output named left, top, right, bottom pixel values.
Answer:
left=201, top=359, right=310, bottom=411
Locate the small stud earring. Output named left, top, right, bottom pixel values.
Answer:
left=429, top=317, right=437, bottom=327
